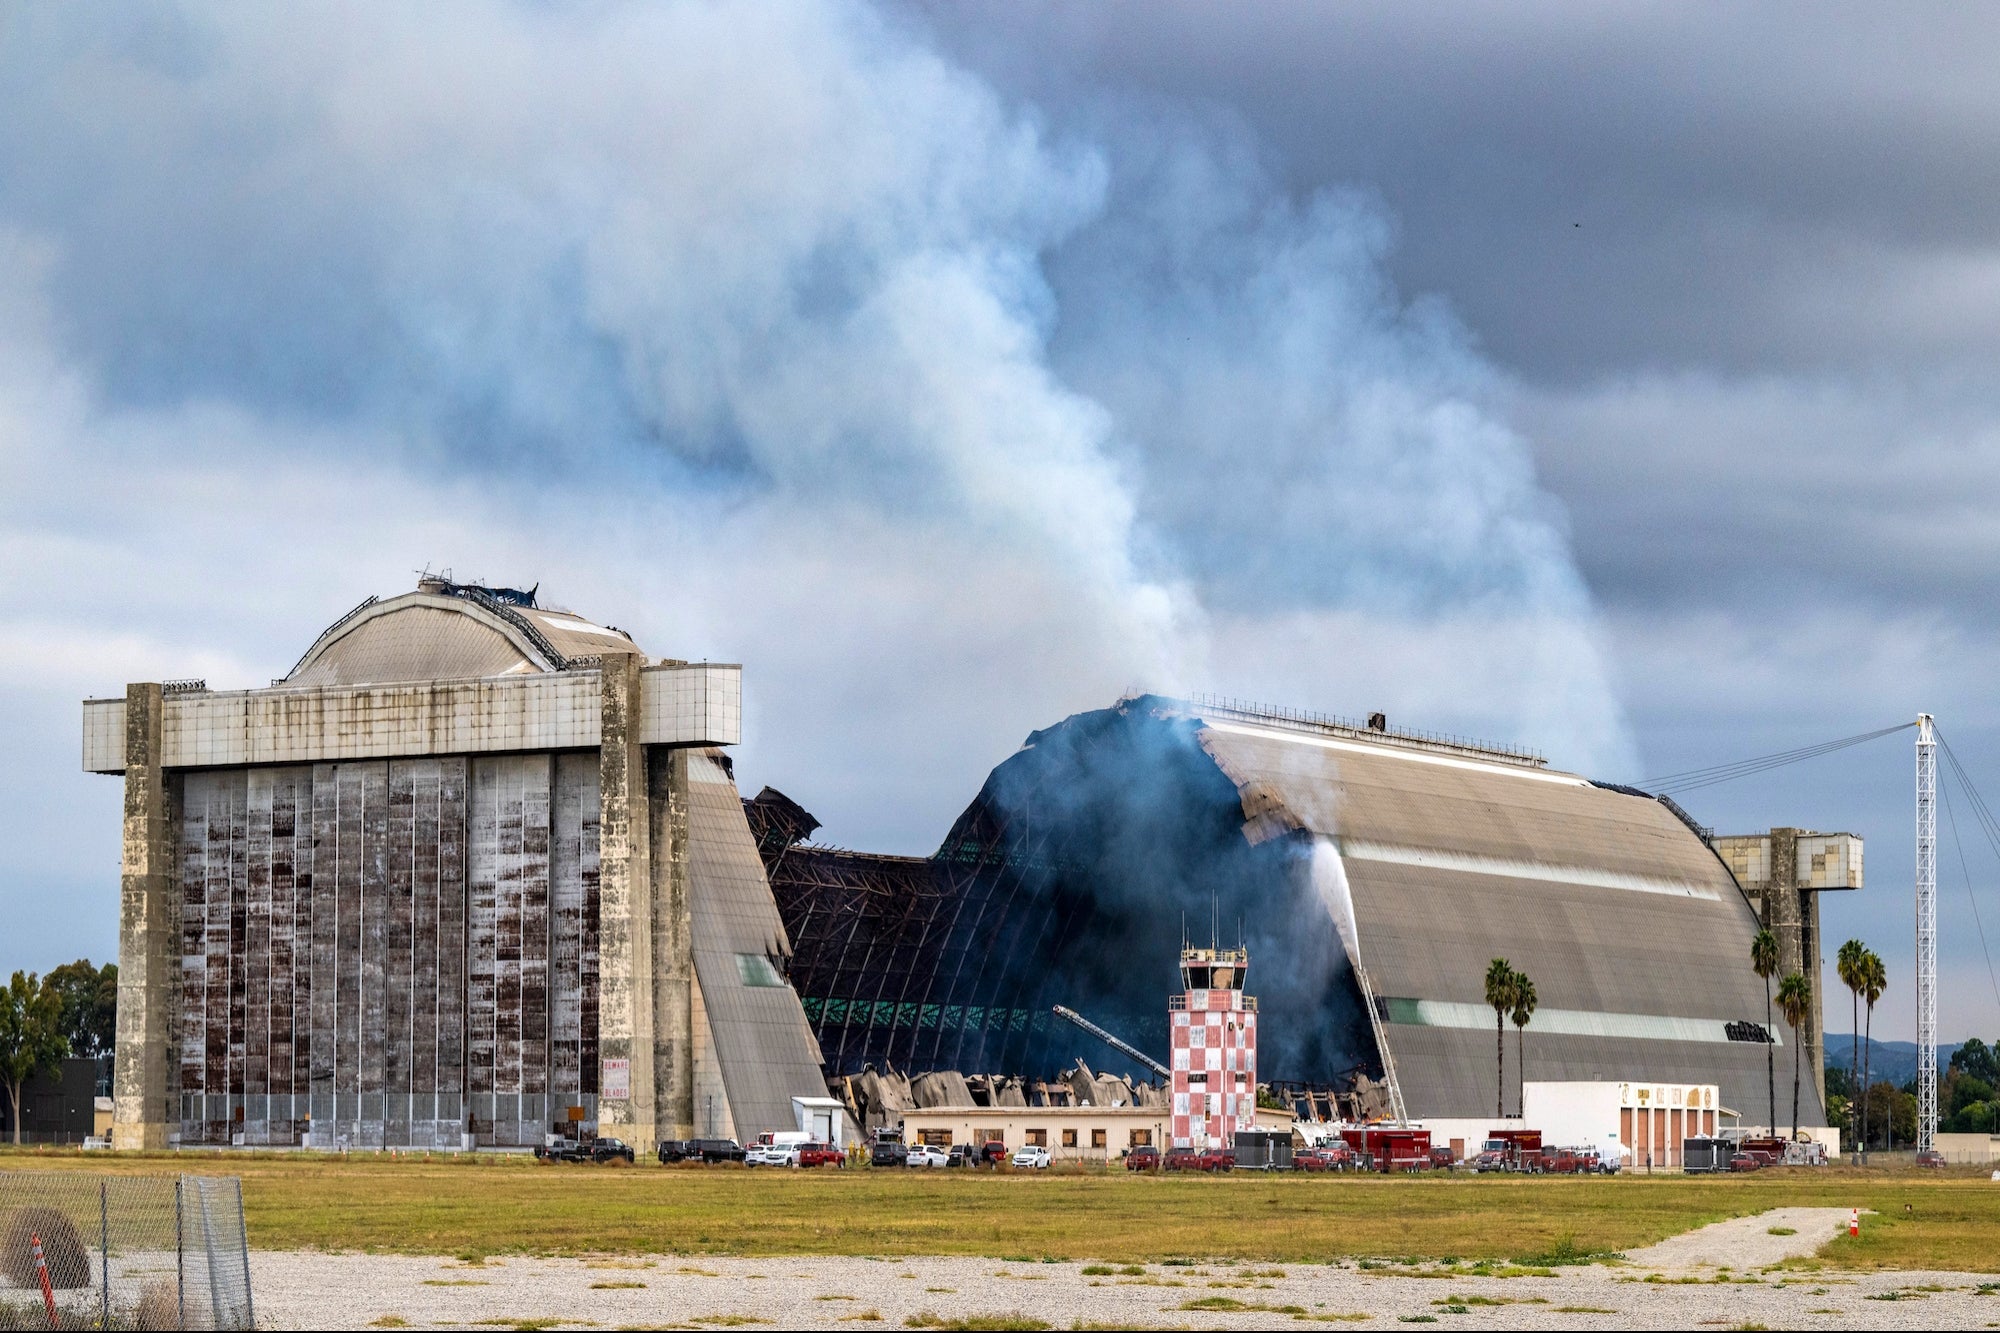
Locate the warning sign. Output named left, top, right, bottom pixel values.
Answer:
left=602, top=1058, right=631, bottom=1100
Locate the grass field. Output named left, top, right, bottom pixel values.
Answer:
left=3, top=1150, right=1994, bottom=1272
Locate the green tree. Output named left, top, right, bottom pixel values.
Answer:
left=43, top=959, right=117, bottom=1059
left=1950, top=1037, right=1999, bottom=1086
left=1509, top=972, right=1537, bottom=1117
left=1750, top=929, right=1779, bottom=1131
left=1836, top=938, right=1866, bottom=1160
left=1484, top=958, right=1517, bottom=1119
left=0, top=971, right=67, bottom=1145
left=1776, top=971, right=1812, bottom=1141
left=1860, top=951, right=1886, bottom=1162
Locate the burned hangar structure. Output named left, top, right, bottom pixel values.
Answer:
left=90, top=585, right=1825, bottom=1152
left=754, top=695, right=1825, bottom=1128
left=89, top=579, right=825, bottom=1150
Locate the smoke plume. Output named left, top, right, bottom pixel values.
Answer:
left=0, top=1, right=1630, bottom=964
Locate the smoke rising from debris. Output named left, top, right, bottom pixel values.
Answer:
left=0, top=1, right=1631, bottom=962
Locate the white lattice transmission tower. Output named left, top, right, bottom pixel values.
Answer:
left=1915, top=713, right=1939, bottom=1154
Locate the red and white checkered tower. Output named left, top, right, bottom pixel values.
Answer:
left=1170, top=945, right=1257, bottom=1148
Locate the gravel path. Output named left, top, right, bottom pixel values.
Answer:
left=1620, top=1206, right=1858, bottom=1269
left=248, top=1211, right=2000, bottom=1330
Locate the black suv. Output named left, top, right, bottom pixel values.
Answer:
left=659, top=1137, right=746, bottom=1164
left=869, top=1131, right=909, bottom=1168
left=589, top=1137, right=636, bottom=1164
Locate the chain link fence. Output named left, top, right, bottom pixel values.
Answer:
left=0, top=1172, right=253, bottom=1330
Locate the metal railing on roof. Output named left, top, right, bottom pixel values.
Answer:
left=1185, top=693, right=1547, bottom=768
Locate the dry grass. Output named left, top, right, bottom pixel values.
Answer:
left=2, top=1148, right=1995, bottom=1271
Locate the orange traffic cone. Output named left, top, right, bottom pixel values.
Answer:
left=1848, top=1208, right=1859, bottom=1238
left=31, top=1231, right=57, bottom=1327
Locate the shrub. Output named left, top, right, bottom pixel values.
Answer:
left=1, top=1206, right=93, bottom=1289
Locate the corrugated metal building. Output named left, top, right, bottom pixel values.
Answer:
left=760, top=696, right=1825, bottom=1128
left=88, top=579, right=824, bottom=1151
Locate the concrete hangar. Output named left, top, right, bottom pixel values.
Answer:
left=90, top=581, right=1838, bottom=1152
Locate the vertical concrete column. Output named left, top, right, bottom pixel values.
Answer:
left=1764, top=827, right=1823, bottom=1114
left=114, top=683, right=176, bottom=1150
left=650, top=747, right=696, bottom=1139
left=595, top=654, right=656, bottom=1149
left=1802, top=888, right=1827, bottom=1110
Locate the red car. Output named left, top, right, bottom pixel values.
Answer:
left=795, top=1142, right=845, bottom=1168
left=1727, top=1152, right=1763, bottom=1172
left=1429, top=1145, right=1457, bottom=1170
left=1916, top=1150, right=1947, bottom=1169
left=977, top=1140, right=1010, bottom=1166
left=1197, top=1149, right=1235, bottom=1172
left=1125, top=1146, right=1161, bottom=1171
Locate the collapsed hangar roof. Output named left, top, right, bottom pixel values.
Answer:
left=284, top=577, right=641, bottom=687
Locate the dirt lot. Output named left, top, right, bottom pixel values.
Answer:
left=250, top=1219, right=2000, bottom=1331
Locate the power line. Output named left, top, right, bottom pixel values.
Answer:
left=1934, top=733, right=2000, bottom=1012
left=1641, top=723, right=1914, bottom=795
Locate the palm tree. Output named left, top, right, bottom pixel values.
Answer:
left=1860, top=950, right=1886, bottom=1162
left=1751, top=929, right=1779, bottom=1132
left=1510, top=973, right=1538, bottom=1117
left=1776, top=971, right=1812, bottom=1141
left=1484, top=958, right=1517, bottom=1119
left=1836, top=938, right=1866, bottom=1162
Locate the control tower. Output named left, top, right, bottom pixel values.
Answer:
left=1169, top=945, right=1258, bottom=1148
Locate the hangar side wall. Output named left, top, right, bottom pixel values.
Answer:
left=176, top=754, right=602, bottom=1148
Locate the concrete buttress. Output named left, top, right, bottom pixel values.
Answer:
left=651, top=747, right=696, bottom=1139
left=114, top=682, right=176, bottom=1150
left=596, top=653, right=656, bottom=1148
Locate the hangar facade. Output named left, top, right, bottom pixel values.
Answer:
left=87, top=579, right=824, bottom=1150
left=756, top=695, right=1828, bottom=1129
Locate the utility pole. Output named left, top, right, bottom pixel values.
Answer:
left=1916, top=713, right=1938, bottom=1156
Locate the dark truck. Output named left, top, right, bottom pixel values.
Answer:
left=658, top=1138, right=748, bottom=1164
left=536, top=1134, right=634, bottom=1164
left=869, top=1128, right=909, bottom=1168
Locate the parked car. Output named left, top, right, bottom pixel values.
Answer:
left=1916, top=1149, right=1947, bottom=1169
left=536, top=1135, right=582, bottom=1162
left=1294, top=1147, right=1348, bottom=1172
left=1161, top=1147, right=1235, bottom=1172
left=946, top=1145, right=977, bottom=1168
left=906, top=1144, right=950, bottom=1168
left=695, top=1138, right=747, bottom=1164
left=1727, top=1152, right=1763, bottom=1172
left=1010, top=1145, right=1052, bottom=1170
left=795, top=1142, right=845, bottom=1168
left=1539, top=1148, right=1583, bottom=1175
left=1428, top=1145, right=1457, bottom=1170
left=977, top=1140, right=1010, bottom=1167
left=589, top=1137, right=636, bottom=1164
left=746, top=1140, right=799, bottom=1167
left=870, top=1132, right=909, bottom=1168
left=1124, top=1145, right=1161, bottom=1171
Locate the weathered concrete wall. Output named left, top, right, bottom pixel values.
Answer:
left=595, top=652, right=655, bottom=1148
left=114, top=683, right=176, bottom=1150
left=82, top=663, right=743, bottom=774
left=651, top=747, right=695, bottom=1140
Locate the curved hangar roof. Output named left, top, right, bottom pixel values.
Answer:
left=1182, top=699, right=1820, bottom=1126
left=285, top=578, right=642, bottom=687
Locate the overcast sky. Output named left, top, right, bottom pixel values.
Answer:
left=4, top=1, right=1996, bottom=1043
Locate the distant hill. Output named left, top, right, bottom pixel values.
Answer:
left=1824, top=1034, right=1964, bottom=1087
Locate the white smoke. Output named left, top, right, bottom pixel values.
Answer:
left=0, top=0, right=1631, bottom=967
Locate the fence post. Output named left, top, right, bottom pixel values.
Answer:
left=175, top=1177, right=185, bottom=1331
left=236, top=1180, right=254, bottom=1331
left=100, top=1179, right=110, bottom=1330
